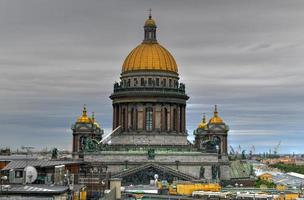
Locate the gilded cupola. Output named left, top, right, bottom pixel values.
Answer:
left=122, top=11, right=178, bottom=74
left=198, top=113, right=208, bottom=129
left=77, top=105, right=93, bottom=123
left=91, top=112, right=101, bottom=129
left=209, top=105, right=224, bottom=124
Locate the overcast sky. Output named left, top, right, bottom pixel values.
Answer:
left=1, top=0, right=304, bottom=153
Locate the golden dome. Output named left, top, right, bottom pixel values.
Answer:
left=198, top=114, right=207, bottom=129
left=145, top=18, right=156, bottom=27
left=91, top=112, right=101, bottom=129
left=145, top=9, right=156, bottom=27
left=77, top=105, right=93, bottom=123
left=209, top=105, right=224, bottom=124
left=122, top=43, right=178, bottom=73
left=122, top=13, right=178, bottom=73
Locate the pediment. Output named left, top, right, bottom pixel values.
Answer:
left=208, top=124, right=227, bottom=132
left=112, top=163, right=196, bottom=185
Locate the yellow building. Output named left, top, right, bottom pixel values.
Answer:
left=258, top=173, right=273, bottom=182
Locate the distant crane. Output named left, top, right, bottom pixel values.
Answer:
left=248, top=145, right=255, bottom=160
left=241, top=150, right=246, bottom=160
left=273, top=141, right=281, bottom=156
left=229, top=145, right=235, bottom=155
left=236, top=145, right=242, bottom=158
left=21, top=146, right=34, bottom=156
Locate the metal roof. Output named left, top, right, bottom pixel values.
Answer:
left=272, top=173, right=304, bottom=187
left=0, top=155, right=37, bottom=161
left=287, top=172, right=304, bottom=180
left=229, top=160, right=252, bottom=179
left=1, top=159, right=82, bottom=171
left=0, top=184, right=69, bottom=194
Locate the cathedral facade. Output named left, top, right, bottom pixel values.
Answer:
left=72, top=14, right=231, bottom=185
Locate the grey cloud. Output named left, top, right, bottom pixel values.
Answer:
left=0, top=0, right=303, bottom=153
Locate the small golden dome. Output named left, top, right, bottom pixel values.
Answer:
left=122, top=43, right=178, bottom=73
left=91, top=112, right=101, bottom=129
left=145, top=9, right=156, bottom=27
left=77, top=105, right=93, bottom=123
left=209, top=105, right=224, bottom=124
left=145, top=18, right=156, bottom=27
left=198, top=114, right=207, bottom=129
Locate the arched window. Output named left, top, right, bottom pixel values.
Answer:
left=145, top=107, right=153, bottom=131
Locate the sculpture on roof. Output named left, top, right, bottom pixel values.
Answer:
left=51, top=148, right=59, bottom=159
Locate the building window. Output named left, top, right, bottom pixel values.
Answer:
left=134, top=78, right=138, bottom=86
left=145, top=107, right=153, bottom=131
left=156, top=78, right=159, bottom=86
left=127, top=79, right=131, bottom=87
left=15, top=171, right=23, bottom=178
left=163, top=79, right=167, bottom=87
left=169, top=79, right=172, bottom=87
left=148, top=78, right=152, bottom=86
left=141, top=78, right=145, bottom=86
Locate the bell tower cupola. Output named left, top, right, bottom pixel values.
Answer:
left=143, top=9, right=157, bottom=42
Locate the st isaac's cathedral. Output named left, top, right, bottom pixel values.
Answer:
left=71, top=13, right=231, bottom=185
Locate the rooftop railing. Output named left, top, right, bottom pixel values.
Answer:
left=113, top=83, right=186, bottom=94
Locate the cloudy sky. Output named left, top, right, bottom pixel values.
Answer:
left=1, top=0, right=304, bottom=153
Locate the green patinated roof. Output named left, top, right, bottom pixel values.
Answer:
left=88, top=150, right=205, bottom=155
left=229, top=160, right=252, bottom=179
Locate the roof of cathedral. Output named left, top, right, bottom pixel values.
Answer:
left=122, top=43, right=177, bottom=73
left=209, top=105, right=224, bottom=124
left=122, top=14, right=178, bottom=74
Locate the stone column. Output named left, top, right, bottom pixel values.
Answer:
left=112, top=104, right=115, bottom=130
left=126, top=104, right=129, bottom=131
left=182, top=105, right=186, bottom=133
left=160, top=108, right=165, bottom=131
left=153, top=104, right=156, bottom=130
left=137, top=104, right=143, bottom=130
left=135, top=108, right=138, bottom=130
left=118, top=105, right=121, bottom=128
left=169, top=104, right=173, bottom=131
left=177, top=104, right=181, bottom=133
left=143, top=105, right=146, bottom=130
